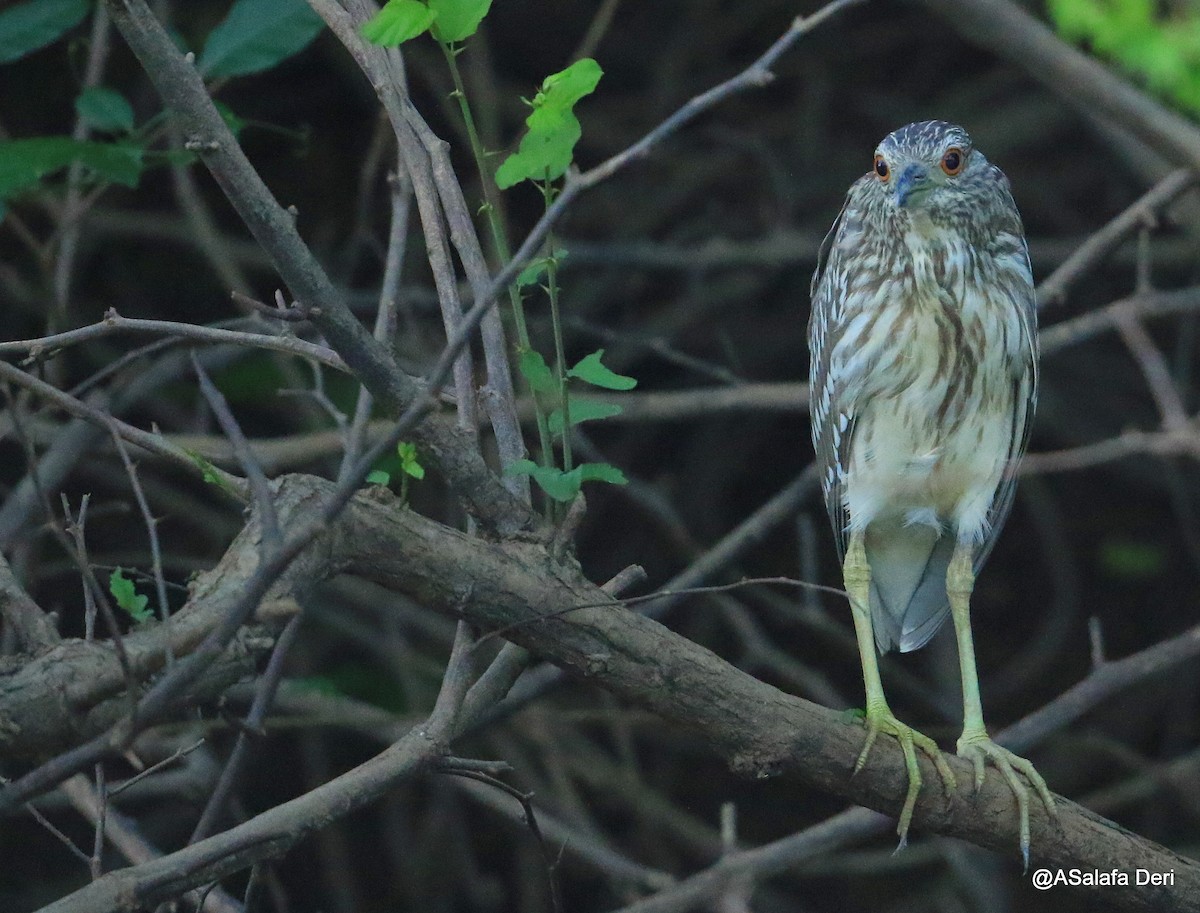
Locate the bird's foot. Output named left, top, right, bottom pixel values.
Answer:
left=854, top=708, right=957, bottom=851
left=956, top=733, right=1057, bottom=869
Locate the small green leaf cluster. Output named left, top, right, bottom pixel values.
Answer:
left=362, top=0, right=625, bottom=510
left=511, top=348, right=635, bottom=501
left=183, top=449, right=242, bottom=499
left=506, top=459, right=627, bottom=503
left=494, top=58, right=604, bottom=189
left=361, top=0, right=493, bottom=46
left=367, top=442, right=426, bottom=503
left=1048, top=0, right=1200, bottom=114
left=0, top=0, right=324, bottom=220
left=518, top=348, right=636, bottom=435
left=109, top=568, right=153, bottom=624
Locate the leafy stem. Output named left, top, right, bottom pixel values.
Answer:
left=541, top=179, right=572, bottom=474
left=437, top=37, right=554, bottom=473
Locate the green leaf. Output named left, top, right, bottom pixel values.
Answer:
left=548, top=399, right=622, bottom=435
left=515, top=248, right=568, bottom=288
left=517, top=349, right=559, bottom=396
left=494, top=58, right=603, bottom=188
left=516, top=258, right=548, bottom=288
left=428, top=0, right=492, bottom=42
left=183, top=448, right=242, bottom=498
left=507, top=458, right=626, bottom=501
left=109, top=568, right=152, bottom=623
left=495, top=110, right=578, bottom=189
left=0, top=138, right=143, bottom=200
left=0, top=0, right=89, bottom=65
left=366, top=469, right=392, bottom=486
left=536, top=58, right=605, bottom=109
left=506, top=459, right=581, bottom=502
left=199, top=0, right=325, bottom=78
left=397, top=441, right=425, bottom=479
left=567, top=349, right=637, bottom=390
left=575, top=461, right=627, bottom=485
left=361, top=0, right=437, bottom=46
left=75, top=87, right=135, bottom=133
left=1047, top=0, right=1200, bottom=117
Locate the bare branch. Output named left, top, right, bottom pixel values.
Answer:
left=189, top=613, right=302, bottom=844
left=0, top=359, right=248, bottom=497
left=1036, top=169, right=1196, bottom=309
left=0, top=309, right=348, bottom=372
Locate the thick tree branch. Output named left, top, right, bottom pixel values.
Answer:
left=6, top=473, right=1199, bottom=908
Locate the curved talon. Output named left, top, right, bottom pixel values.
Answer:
left=957, top=735, right=1055, bottom=868
left=855, top=709, right=956, bottom=848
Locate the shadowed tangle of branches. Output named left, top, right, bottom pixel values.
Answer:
left=1, top=1, right=1199, bottom=912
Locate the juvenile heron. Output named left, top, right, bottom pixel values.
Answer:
left=807, top=120, right=1055, bottom=859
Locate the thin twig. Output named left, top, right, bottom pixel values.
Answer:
left=1039, top=286, right=1200, bottom=354
left=435, top=767, right=563, bottom=913
left=1020, top=422, right=1200, bottom=474
left=50, top=2, right=114, bottom=363
left=23, top=789, right=96, bottom=869
left=58, top=492, right=138, bottom=720
left=1036, top=169, right=1196, bottom=308
left=0, top=359, right=248, bottom=497
left=108, top=739, right=206, bottom=798
left=106, top=423, right=173, bottom=640
left=189, top=614, right=303, bottom=844
left=1115, top=315, right=1190, bottom=431
left=475, top=574, right=847, bottom=647
left=342, top=168, right=412, bottom=479
left=0, top=309, right=348, bottom=372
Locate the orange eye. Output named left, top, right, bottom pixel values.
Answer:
left=874, top=154, right=889, bottom=181
left=940, top=147, right=965, bottom=175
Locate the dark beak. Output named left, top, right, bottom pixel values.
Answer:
left=894, top=163, right=929, bottom=208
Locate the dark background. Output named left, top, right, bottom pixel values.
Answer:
left=2, top=1, right=1198, bottom=911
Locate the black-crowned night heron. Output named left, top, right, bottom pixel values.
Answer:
left=808, top=120, right=1055, bottom=860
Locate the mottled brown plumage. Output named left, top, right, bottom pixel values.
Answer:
left=807, top=121, right=1053, bottom=860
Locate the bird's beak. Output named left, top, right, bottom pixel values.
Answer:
left=894, top=163, right=930, bottom=208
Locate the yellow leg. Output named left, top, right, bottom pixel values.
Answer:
left=843, top=532, right=956, bottom=849
left=948, top=543, right=1057, bottom=867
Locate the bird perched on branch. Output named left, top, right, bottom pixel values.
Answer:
left=807, top=120, right=1055, bottom=861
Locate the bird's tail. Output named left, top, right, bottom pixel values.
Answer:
left=865, top=516, right=956, bottom=653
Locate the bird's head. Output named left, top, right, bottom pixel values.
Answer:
left=870, top=120, right=981, bottom=211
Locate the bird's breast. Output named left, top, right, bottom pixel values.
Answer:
left=835, top=227, right=1023, bottom=531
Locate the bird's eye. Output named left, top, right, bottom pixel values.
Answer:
left=874, top=155, right=889, bottom=181
left=940, top=147, right=964, bottom=176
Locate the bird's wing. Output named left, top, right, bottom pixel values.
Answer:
left=974, top=213, right=1039, bottom=573
left=808, top=188, right=861, bottom=562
